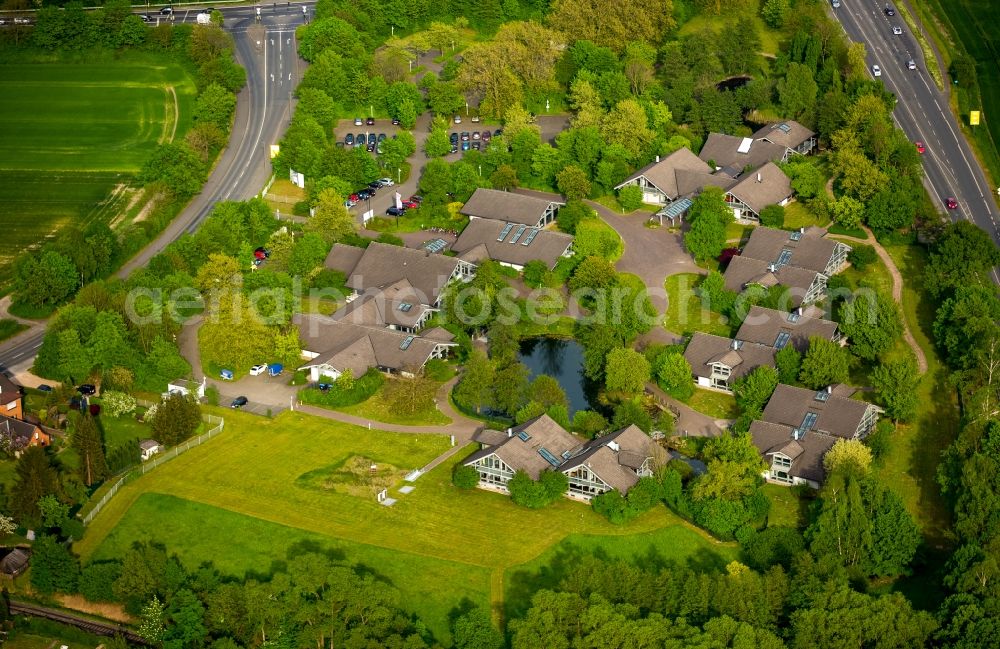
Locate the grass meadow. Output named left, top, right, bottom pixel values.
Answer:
left=0, top=60, right=196, bottom=287
left=78, top=409, right=735, bottom=641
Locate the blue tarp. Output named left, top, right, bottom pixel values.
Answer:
left=268, top=363, right=284, bottom=376
left=220, top=369, right=234, bottom=380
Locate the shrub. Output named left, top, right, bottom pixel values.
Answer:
left=848, top=244, right=878, bottom=271
left=299, top=368, right=384, bottom=408
left=617, top=185, right=644, bottom=211
left=759, top=204, right=785, bottom=228
left=522, top=260, right=548, bottom=288
left=452, top=464, right=480, bottom=489
left=509, top=470, right=566, bottom=508
left=101, top=391, right=136, bottom=418
left=79, top=561, right=122, bottom=603
left=740, top=527, right=805, bottom=570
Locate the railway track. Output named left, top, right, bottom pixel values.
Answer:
left=9, top=600, right=147, bottom=644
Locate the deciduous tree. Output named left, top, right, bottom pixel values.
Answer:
left=604, top=348, right=651, bottom=394
left=799, top=336, right=850, bottom=389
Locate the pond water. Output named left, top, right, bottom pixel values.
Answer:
left=716, top=75, right=752, bottom=92
left=518, top=337, right=599, bottom=416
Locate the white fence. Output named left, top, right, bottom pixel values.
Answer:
left=81, top=405, right=225, bottom=525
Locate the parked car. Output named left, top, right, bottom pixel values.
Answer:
left=472, top=131, right=481, bottom=140
left=391, top=118, right=400, bottom=125
left=349, top=193, right=360, bottom=202
left=77, top=384, right=96, bottom=396
left=268, top=364, right=283, bottom=377
left=220, top=369, right=234, bottom=380
left=907, top=59, right=917, bottom=70
left=915, top=141, right=925, bottom=154
left=409, top=195, right=423, bottom=203
left=871, top=64, right=881, bottom=77
left=231, top=396, right=249, bottom=409
left=354, top=117, right=363, bottom=126
left=367, top=133, right=377, bottom=145
left=402, top=199, right=419, bottom=209
left=946, top=197, right=958, bottom=209
left=377, top=133, right=386, bottom=142
left=482, top=131, right=491, bottom=143
left=317, top=383, right=333, bottom=391
left=355, top=132, right=365, bottom=145
left=471, top=115, right=480, bottom=123
left=379, top=177, right=395, bottom=186
left=450, top=145, right=459, bottom=154
left=494, top=129, right=503, bottom=137
left=450, top=132, right=459, bottom=144
left=472, top=141, right=481, bottom=150
left=892, top=25, right=903, bottom=35
left=358, top=189, right=374, bottom=200
left=344, top=199, right=356, bottom=207
left=254, top=247, right=270, bottom=259
left=461, top=141, right=470, bottom=151
left=453, top=115, right=462, bottom=124
left=250, top=364, right=267, bottom=376
left=460, top=131, right=470, bottom=141
left=386, top=206, right=405, bottom=216
left=345, top=134, right=354, bottom=146
left=368, top=181, right=381, bottom=190
left=37, top=384, right=53, bottom=392
left=366, top=116, right=375, bottom=125
left=140, top=14, right=153, bottom=23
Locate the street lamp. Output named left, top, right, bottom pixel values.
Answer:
left=397, top=168, right=401, bottom=183
left=478, top=165, right=482, bottom=177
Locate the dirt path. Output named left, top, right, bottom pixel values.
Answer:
left=831, top=226, right=929, bottom=374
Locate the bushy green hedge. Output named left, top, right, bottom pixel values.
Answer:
left=299, top=368, right=383, bottom=407
left=452, top=464, right=480, bottom=489
left=508, top=470, right=568, bottom=509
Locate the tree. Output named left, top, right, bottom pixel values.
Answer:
left=555, top=199, right=591, bottom=235
left=138, top=142, right=207, bottom=199
left=823, top=439, right=873, bottom=476
left=490, top=164, right=519, bottom=191
left=837, top=291, right=902, bottom=361
left=29, top=534, right=79, bottom=595
left=733, top=366, right=778, bottom=413
left=547, top=0, right=676, bottom=52
left=601, top=99, right=655, bottom=161
left=73, top=413, right=108, bottom=487
left=612, top=399, right=653, bottom=432
left=799, top=336, right=850, bottom=389
left=805, top=469, right=872, bottom=568
left=452, top=464, right=480, bottom=489
left=831, top=195, right=864, bottom=230
left=848, top=244, right=878, bottom=271
left=782, top=160, right=825, bottom=199
left=56, top=329, right=93, bottom=383
left=656, top=352, right=694, bottom=400
left=684, top=187, right=731, bottom=263
left=572, top=410, right=609, bottom=437
left=530, top=375, right=569, bottom=410
left=425, top=120, right=452, bottom=158
left=925, top=220, right=1000, bottom=299
left=493, top=361, right=530, bottom=416
left=305, top=189, right=355, bottom=244
left=452, top=606, right=505, bottom=649
left=777, top=62, right=818, bottom=122
left=556, top=165, right=591, bottom=201
left=194, top=83, right=236, bottom=131
left=761, top=0, right=788, bottom=28
left=11, top=446, right=59, bottom=526
left=617, top=185, right=643, bottom=212
left=13, top=249, right=79, bottom=308
left=150, top=392, right=201, bottom=446
left=384, top=374, right=438, bottom=417
left=604, top=348, right=650, bottom=394
left=163, top=588, right=207, bottom=648
left=138, top=595, right=167, bottom=643
left=573, top=221, right=622, bottom=261
left=775, top=345, right=801, bottom=385
left=872, top=356, right=919, bottom=422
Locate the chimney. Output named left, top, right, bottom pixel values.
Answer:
left=793, top=428, right=801, bottom=441
left=731, top=339, right=739, bottom=350
left=507, top=427, right=513, bottom=437
left=655, top=155, right=660, bottom=163
left=826, top=385, right=833, bottom=394
left=800, top=227, right=805, bottom=234
left=796, top=306, right=803, bottom=317
left=756, top=172, right=762, bottom=183
left=768, top=263, right=777, bottom=272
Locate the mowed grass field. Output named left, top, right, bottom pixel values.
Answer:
left=0, top=60, right=196, bottom=286
left=78, top=409, right=735, bottom=641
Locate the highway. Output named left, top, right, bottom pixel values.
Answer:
left=0, top=3, right=314, bottom=372
left=833, top=1, right=1000, bottom=282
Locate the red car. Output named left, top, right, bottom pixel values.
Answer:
left=946, top=197, right=958, bottom=210
left=402, top=200, right=419, bottom=209
left=349, top=193, right=360, bottom=202
left=915, top=141, right=925, bottom=154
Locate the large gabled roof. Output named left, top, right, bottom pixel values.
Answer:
left=683, top=333, right=777, bottom=382
left=452, top=218, right=573, bottom=269
left=722, top=256, right=821, bottom=308
left=735, top=306, right=839, bottom=353
left=698, top=133, right=788, bottom=172
left=560, top=425, right=653, bottom=493
left=740, top=226, right=846, bottom=274
left=615, top=148, right=712, bottom=199
left=724, top=162, right=792, bottom=215
left=750, top=419, right=836, bottom=483
left=461, top=188, right=563, bottom=226
left=752, top=120, right=815, bottom=150
left=463, top=415, right=582, bottom=480
left=761, top=384, right=876, bottom=440
left=324, top=242, right=462, bottom=305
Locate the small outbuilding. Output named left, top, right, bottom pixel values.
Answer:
left=0, top=547, right=31, bottom=578
left=139, top=439, right=163, bottom=461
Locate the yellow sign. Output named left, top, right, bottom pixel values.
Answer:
left=269, top=144, right=280, bottom=158
left=970, top=111, right=981, bottom=125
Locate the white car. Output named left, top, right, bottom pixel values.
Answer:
left=250, top=364, right=267, bottom=376
left=872, top=64, right=882, bottom=77
left=907, top=59, right=917, bottom=70
left=453, top=115, right=462, bottom=124
left=378, top=177, right=394, bottom=186
left=892, top=26, right=903, bottom=35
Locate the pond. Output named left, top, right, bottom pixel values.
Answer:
left=518, top=337, right=599, bottom=416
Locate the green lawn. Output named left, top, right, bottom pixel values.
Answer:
left=684, top=387, right=739, bottom=420
left=98, top=413, right=152, bottom=448
left=332, top=380, right=451, bottom=426
left=725, top=221, right=753, bottom=244
left=80, top=410, right=736, bottom=640
left=761, top=483, right=808, bottom=529
left=677, top=11, right=782, bottom=56
left=0, top=59, right=196, bottom=290
left=881, top=243, right=957, bottom=545
left=783, top=201, right=830, bottom=229
left=663, top=273, right=731, bottom=338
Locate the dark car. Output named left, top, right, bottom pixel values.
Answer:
left=494, top=129, right=503, bottom=136
left=368, top=181, right=381, bottom=190
left=386, top=206, right=405, bottom=217
left=366, top=116, right=375, bottom=125
left=450, top=132, right=459, bottom=144
left=37, top=384, right=53, bottom=392
left=358, top=189, right=374, bottom=200
left=391, top=117, right=400, bottom=125
left=367, top=143, right=376, bottom=152
left=77, top=384, right=96, bottom=396
left=317, top=383, right=333, bottom=391
left=355, top=132, right=365, bottom=146
left=482, top=131, right=491, bottom=143
left=377, top=133, right=386, bottom=143
left=461, top=141, right=470, bottom=151
left=409, top=195, right=423, bottom=203
left=450, top=145, right=458, bottom=154
left=368, top=133, right=377, bottom=145
left=231, top=396, right=248, bottom=409
left=884, top=4, right=894, bottom=15
left=472, top=141, right=481, bottom=150
left=345, top=133, right=354, bottom=146
left=160, top=6, right=173, bottom=14
left=460, top=131, right=470, bottom=141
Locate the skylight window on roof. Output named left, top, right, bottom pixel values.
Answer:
left=498, top=223, right=514, bottom=241
left=538, top=447, right=562, bottom=467
left=517, top=431, right=531, bottom=441
left=778, top=123, right=791, bottom=133
left=522, top=228, right=539, bottom=245
left=790, top=231, right=802, bottom=241
left=815, top=390, right=830, bottom=402
left=737, top=137, right=753, bottom=154
left=801, top=412, right=818, bottom=432
left=774, top=331, right=791, bottom=349
left=776, top=248, right=793, bottom=267
left=509, top=224, right=527, bottom=244
left=399, top=335, right=414, bottom=350
left=787, top=312, right=800, bottom=323
left=398, top=302, right=412, bottom=312
left=561, top=450, right=572, bottom=459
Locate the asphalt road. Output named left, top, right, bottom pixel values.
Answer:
left=833, top=1, right=1000, bottom=281
left=0, top=4, right=312, bottom=372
